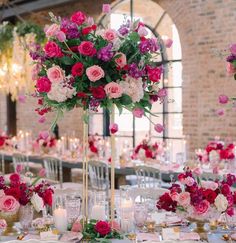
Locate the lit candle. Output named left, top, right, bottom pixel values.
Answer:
left=53, top=207, right=67, bottom=233
left=90, top=204, right=106, bottom=220
left=120, top=199, right=134, bottom=233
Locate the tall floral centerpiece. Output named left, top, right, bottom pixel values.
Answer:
left=30, top=5, right=169, bottom=223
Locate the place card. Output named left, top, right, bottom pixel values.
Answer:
left=162, top=227, right=180, bottom=240
left=40, top=230, right=59, bottom=241
left=137, top=233, right=160, bottom=242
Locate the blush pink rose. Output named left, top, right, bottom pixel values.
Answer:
left=194, top=200, right=210, bottom=215
left=78, top=41, right=96, bottom=56
left=178, top=192, right=190, bottom=207
left=56, top=31, right=66, bottom=42
left=36, top=77, right=51, bottom=93
left=201, top=181, right=218, bottom=191
left=154, top=124, right=164, bottom=133
left=171, top=192, right=179, bottom=201
left=71, top=219, right=83, bottom=232
left=184, top=176, right=195, bottom=187
left=47, top=65, right=65, bottom=83
left=114, top=52, right=127, bottom=68
left=45, top=24, right=60, bottom=38
left=133, top=108, right=144, bottom=118
left=193, top=167, right=202, bottom=176
left=138, top=26, right=148, bottom=37
left=104, top=82, right=123, bottom=98
left=38, top=168, right=46, bottom=177
left=86, top=65, right=105, bottom=82
left=226, top=62, right=236, bottom=74
left=0, top=219, right=7, bottom=230
left=0, top=195, right=20, bottom=213
left=39, top=131, right=50, bottom=140
left=103, top=29, right=117, bottom=42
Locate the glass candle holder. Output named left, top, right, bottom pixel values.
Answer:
left=90, top=192, right=108, bottom=220
left=53, top=196, right=67, bottom=233
left=65, top=194, right=81, bottom=225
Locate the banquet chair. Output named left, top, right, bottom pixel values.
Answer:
left=200, top=171, right=222, bottom=181
left=0, top=152, right=5, bottom=174
left=135, top=165, right=161, bottom=188
left=88, top=160, right=109, bottom=194
left=43, top=157, right=63, bottom=187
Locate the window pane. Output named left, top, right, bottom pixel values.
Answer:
left=164, top=114, right=183, bottom=138
left=135, top=117, right=150, bottom=145
left=89, top=114, right=103, bottom=135
left=164, top=62, right=182, bottom=87
left=165, top=139, right=186, bottom=163
left=165, top=88, right=182, bottom=112
left=115, top=113, right=133, bottom=136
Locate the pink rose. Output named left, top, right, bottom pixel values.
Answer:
left=230, top=44, right=236, bottom=55
left=226, top=62, right=236, bottom=74
left=36, top=77, right=51, bottom=93
left=163, top=38, right=173, bottom=48
left=194, top=200, right=210, bottom=215
left=202, top=181, right=218, bottom=191
left=103, top=29, right=117, bottom=42
left=71, top=11, right=86, bottom=25
left=178, top=192, right=190, bottom=207
left=0, top=219, right=7, bottom=230
left=133, top=108, right=144, bottom=118
left=56, top=31, right=66, bottom=42
left=154, top=124, right=164, bottom=133
left=170, top=192, right=179, bottom=201
left=218, top=95, right=229, bottom=104
left=0, top=195, right=20, bottom=213
left=184, top=176, right=195, bottom=187
left=78, top=41, right=96, bottom=56
left=114, top=52, right=127, bottom=68
left=38, top=168, right=46, bottom=177
left=138, top=26, right=148, bottom=37
left=216, top=109, right=224, bottom=116
left=47, top=65, right=65, bottom=83
left=157, top=88, right=167, bottom=98
left=38, top=116, right=46, bottom=123
left=86, top=65, right=105, bottom=82
left=44, top=41, right=63, bottom=58
left=39, top=131, right=49, bottom=140
left=104, top=82, right=123, bottom=98
left=71, top=220, right=82, bottom=232
left=102, top=4, right=111, bottom=14
left=18, top=94, right=26, bottom=103
left=109, top=123, right=118, bottom=134
left=193, top=167, right=202, bottom=176
left=45, top=24, right=60, bottom=38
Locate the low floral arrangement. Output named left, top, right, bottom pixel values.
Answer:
left=157, top=168, right=236, bottom=221
left=31, top=5, right=169, bottom=132
left=88, top=135, right=99, bottom=155
left=0, top=169, right=53, bottom=214
left=34, top=131, right=57, bottom=152
left=131, top=139, right=161, bottom=160
left=0, top=132, right=8, bottom=148
left=197, top=141, right=235, bottom=163
left=72, top=219, right=122, bottom=243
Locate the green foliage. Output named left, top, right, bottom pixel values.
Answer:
left=0, top=22, right=14, bottom=52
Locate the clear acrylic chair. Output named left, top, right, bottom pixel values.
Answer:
left=0, top=152, right=5, bottom=174
left=88, top=160, right=109, bottom=193
left=135, top=165, right=161, bottom=188
left=43, top=157, right=63, bottom=188
left=12, top=153, right=29, bottom=173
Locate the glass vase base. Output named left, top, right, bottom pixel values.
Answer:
left=2, top=226, right=21, bottom=236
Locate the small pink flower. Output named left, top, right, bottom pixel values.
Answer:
left=227, top=207, right=234, bottom=216
left=154, top=124, right=164, bottom=133
left=184, top=176, right=195, bottom=186
left=38, top=116, right=46, bottom=123
left=157, top=88, right=167, bottom=98
left=0, top=219, right=7, bottom=230
left=194, top=200, right=210, bottom=215
left=218, top=95, right=229, bottom=104
left=56, top=31, right=66, bottom=42
left=38, top=168, right=46, bottom=177
left=109, top=221, right=120, bottom=231
left=216, top=109, right=224, bottom=116
left=103, top=29, right=117, bottom=42
left=86, top=65, right=105, bottom=82
left=133, top=108, right=144, bottom=118
left=109, top=123, right=118, bottom=134
left=16, top=164, right=24, bottom=174
left=163, top=38, right=173, bottom=48
left=178, top=192, right=190, bottom=207
left=39, top=131, right=49, bottom=140
left=18, top=95, right=26, bottom=103
left=170, top=192, right=179, bottom=201
left=138, top=26, right=148, bottom=37
left=102, top=4, right=111, bottom=14
left=226, top=62, right=236, bottom=74
left=104, top=82, right=123, bottom=98
left=71, top=220, right=83, bottom=232
left=45, top=24, right=60, bottom=38
left=114, top=52, right=127, bottom=68
left=230, top=44, right=236, bottom=55
left=47, top=65, right=65, bottom=83
left=193, top=167, right=202, bottom=176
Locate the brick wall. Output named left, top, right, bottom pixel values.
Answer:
left=0, top=0, right=236, bottom=151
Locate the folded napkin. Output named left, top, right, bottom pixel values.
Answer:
left=137, top=233, right=160, bottom=242
left=60, top=232, right=83, bottom=242
left=180, top=232, right=200, bottom=241
left=162, top=227, right=180, bottom=240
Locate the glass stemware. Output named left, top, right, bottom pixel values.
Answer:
left=134, top=202, right=148, bottom=228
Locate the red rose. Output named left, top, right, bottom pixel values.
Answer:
left=9, top=173, right=20, bottom=184
left=42, top=189, right=53, bottom=207
left=147, top=67, right=162, bottom=82
left=72, top=62, right=84, bottom=77
left=145, top=149, right=153, bottom=158
left=78, top=41, right=96, bottom=56
left=0, top=137, right=5, bottom=147
left=94, top=221, right=111, bottom=236
left=38, top=98, right=44, bottom=105
left=71, top=11, right=86, bottom=25
left=82, top=26, right=92, bottom=35
left=109, top=123, right=118, bottom=134
left=36, top=77, right=51, bottom=93
left=44, top=41, right=63, bottom=58
left=221, top=184, right=231, bottom=196
left=4, top=187, right=21, bottom=200
left=77, top=92, right=88, bottom=98
left=90, top=145, right=98, bottom=154
left=91, top=86, right=106, bottom=99
left=203, top=189, right=217, bottom=204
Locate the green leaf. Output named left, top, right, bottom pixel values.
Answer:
left=59, top=56, right=75, bottom=65
left=120, top=94, right=132, bottom=105
left=128, top=32, right=140, bottom=43
left=67, top=39, right=81, bottom=46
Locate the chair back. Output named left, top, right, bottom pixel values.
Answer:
left=12, top=153, right=29, bottom=173
left=201, top=171, right=221, bottom=181
left=43, top=157, right=63, bottom=186
left=0, top=152, right=5, bottom=174
left=88, top=161, right=109, bottom=191
left=135, top=165, right=161, bottom=188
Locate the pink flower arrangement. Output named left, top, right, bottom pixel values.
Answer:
left=35, top=131, right=57, bottom=150
left=31, top=7, right=166, bottom=132
left=157, top=168, right=236, bottom=220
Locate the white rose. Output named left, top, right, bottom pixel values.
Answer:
left=214, top=194, right=228, bottom=212
left=31, top=193, right=44, bottom=212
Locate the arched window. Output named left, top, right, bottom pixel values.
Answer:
left=89, top=0, right=184, bottom=162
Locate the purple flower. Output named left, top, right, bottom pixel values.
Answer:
left=118, top=20, right=131, bottom=36
left=128, top=63, right=145, bottom=79
left=139, top=38, right=159, bottom=54
left=230, top=44, right=236, bottom=55
left=89, top=98, right=100, bottom=112
left=226, top=54, right=236, bottom=62
left=97, top=43, right=114, bottom=62
left=61, top=18, right=80, bottom=39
